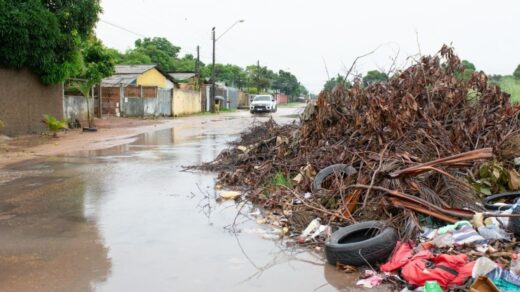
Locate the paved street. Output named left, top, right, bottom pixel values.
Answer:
left=0, top=108, right=362, bottom=292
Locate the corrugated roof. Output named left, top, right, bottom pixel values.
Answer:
left=101, top=74, right=138, bottom=86
left=169, top=72, right=196, bottom=81
left=115, top=64, right=156, bottom=74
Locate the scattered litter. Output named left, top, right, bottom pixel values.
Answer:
left=356, top=270, right=384, bottom=288
left=191, top=45, right=520, bottom=291
left=219, top=191, right=241, bottom=200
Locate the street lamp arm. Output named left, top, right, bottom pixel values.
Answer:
left=216, top=19, right=245, bottom=41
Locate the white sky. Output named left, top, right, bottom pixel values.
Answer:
left=96, top=0, right=520, bottom=93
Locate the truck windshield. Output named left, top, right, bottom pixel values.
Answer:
left=254, top=96, right=271, bottom=101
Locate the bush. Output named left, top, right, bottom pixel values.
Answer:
left=42, top=114, right=68, bottom=137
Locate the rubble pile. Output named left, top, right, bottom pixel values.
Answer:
left=197, top=45, right=520, bottom=289
left=201, top=45, right=520, bottom=237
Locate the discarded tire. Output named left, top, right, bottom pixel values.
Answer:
left=511, top=206, right=520, bottom=236
left=82, top=127, right=98, bottom=132
left=325, top=221, right=397, bottom=266
left=312, top=164, right=357, bottom=192
left=483, top=191, right=520, bottom=211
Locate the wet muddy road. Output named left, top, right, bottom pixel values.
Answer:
left=0, top=108, right=365, bottom=292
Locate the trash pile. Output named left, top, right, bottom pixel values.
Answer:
left=198, top=45, right=520, bottom=290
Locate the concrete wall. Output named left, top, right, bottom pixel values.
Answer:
left=172, top=89, right=201, bottom=116
left=0, top=68, right=63, bottom=136
left=63, top=95, right=94, bottom=125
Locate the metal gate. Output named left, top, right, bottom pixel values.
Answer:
left=157, top=89, right=172, bottom=116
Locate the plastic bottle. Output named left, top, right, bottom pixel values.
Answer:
left=424, top=280, right=443, bottom=292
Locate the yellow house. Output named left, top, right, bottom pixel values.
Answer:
left=102, top=64, right=175, bottom=89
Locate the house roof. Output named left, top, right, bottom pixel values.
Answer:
left=102, top=64, right=176, bottom=86
left=102, top=74, right=139, bottom=86
left=169, top=72, right=196, bottom=81
left=115, top=64, right=157, bottom=74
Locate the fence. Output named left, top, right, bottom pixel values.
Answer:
left=173, top=89, right=201, bottom=116
left=276, top=93, right=289, bottom=105
left=63, top=95, right=94, bottom=125
left=97, top=85, right=172, bottom=117
left=225, top=87, right=239, bottom=110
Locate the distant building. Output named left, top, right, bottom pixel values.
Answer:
left=168, top=72, right=197, bottom=83
left=102, top=64, right=175, bottom=89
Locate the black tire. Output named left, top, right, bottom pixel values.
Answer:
left=511, top=206, right=520, bottom=236
left=312, top=164, right=357, bottom=192
left=325, top=221, right=397, bottom=266
left=82, top=127, right=98, bottom=132
left=483, top=191, right=520, bottom=211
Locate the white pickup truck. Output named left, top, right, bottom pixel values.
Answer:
left=250, top=95, right=277, bottom=114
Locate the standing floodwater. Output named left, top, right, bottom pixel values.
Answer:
left=0, top=109, right=367, bottom=292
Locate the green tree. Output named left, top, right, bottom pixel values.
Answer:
left=514, top=64, right=520, bottom=80
left=81, top=37, right=115, bottom=83
left=171, top=54, right=199, bottom=72
left=120, top=49, right=152, bottom=65
left=273, top=70, right=301, bottom=97
left=245, top=65, right=275, bottom=93
left=362, top=70, right=388, bottom=86
left=74, top=37, right=115, bottom=127
left=324, top=75, right=350, bottom=91
left=0, top=0, right=101, bottom=84
left=461, top=60, right=476, bottom=81
left=131, top=37, right=180, bottom=70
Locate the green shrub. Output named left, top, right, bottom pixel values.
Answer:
left=42, top=114, right=68, bottom=137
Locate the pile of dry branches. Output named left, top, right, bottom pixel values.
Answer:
left=198, top=45, right=520, bottom=237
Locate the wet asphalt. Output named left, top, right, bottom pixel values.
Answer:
left=0, top=108, right=371, bottom=292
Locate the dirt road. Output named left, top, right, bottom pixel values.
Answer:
left=0, top=108, right=365, bottom=292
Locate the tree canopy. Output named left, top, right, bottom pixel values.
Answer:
left=514, top=64, right=520, bottom=80
left=324, top=75, right=350, bottom=91
left=114, top=37, right=308, bottom=96
left=81, top=37, right=115, bottom=84
left=461, top=60, right=476, bottom=80
left=0, top=0, right=101, bottom=84
left=362, top=70, right=388, bottom=86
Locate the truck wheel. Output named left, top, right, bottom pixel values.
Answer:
left=325, top=221, right=397, bottom=266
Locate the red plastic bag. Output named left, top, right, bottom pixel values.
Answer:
left=401, top=254, right=472, bottom=288
left=380, top=241, right=415, bottom=272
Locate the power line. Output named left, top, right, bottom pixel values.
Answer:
left=100, top=19, right=146, bottom=38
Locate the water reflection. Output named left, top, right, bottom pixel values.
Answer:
left=0, top=168, right=111, bottom=292
left=0, top=122, right=362, bottom=292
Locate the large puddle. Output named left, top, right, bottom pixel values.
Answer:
left=0, top=122, right=366, bottom=291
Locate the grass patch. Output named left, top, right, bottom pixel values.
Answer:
left=270, top=171, right=291, bottom=188
left=498, top=76, right=520, bottom=103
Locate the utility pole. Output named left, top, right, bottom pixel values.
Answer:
left=195, top=45, right=200, bottom=78
left=257, top=60, right=260, bottom=93
left=210, top=27, right=216, bottom=113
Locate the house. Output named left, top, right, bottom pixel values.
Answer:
left=0, top=68, right=64, bottom=136
left=102, top=64, right=175, bottom=89
left=98, top=65, right=177, bottom=117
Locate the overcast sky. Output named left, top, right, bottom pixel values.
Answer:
left=96, top=0, right=520, bottom=93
